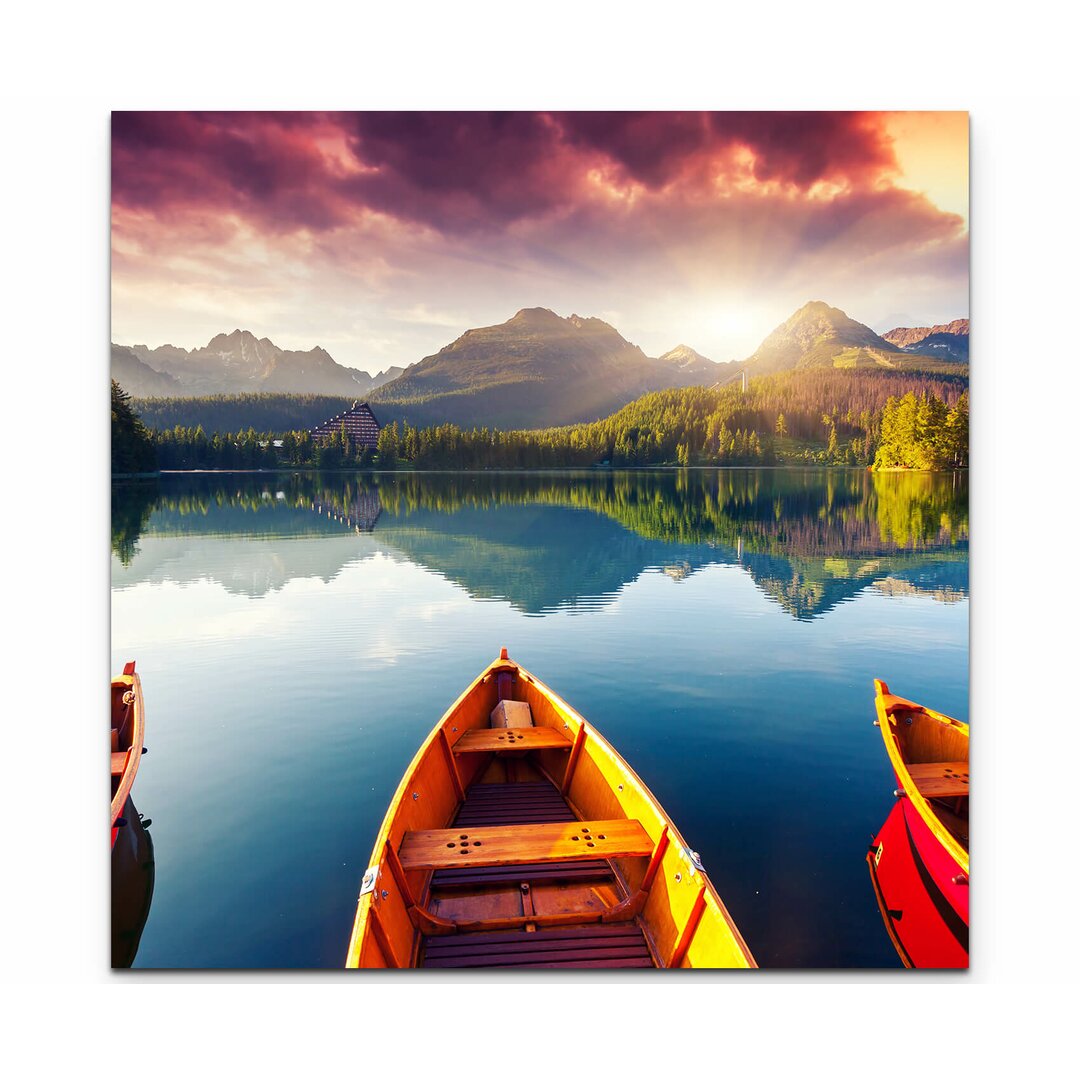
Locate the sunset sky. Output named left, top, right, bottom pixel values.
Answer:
left=111, top=111, right=969, bottom=372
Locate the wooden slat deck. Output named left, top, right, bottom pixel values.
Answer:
left=453, top=781, right=576, bottom=826
left=422, top=923, right=654, bottom=969
left=399, top=818, right=652, bottom=872
left=452, top=727, right=572, bottom=753
left=908, top=761, right=969, bottom=798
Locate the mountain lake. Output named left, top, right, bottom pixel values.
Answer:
left=110, top=467, right=968, bottom=968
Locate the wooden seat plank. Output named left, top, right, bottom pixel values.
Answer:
left=111, top=751, right=128, bottom=777
left=452, top=727, right=572, bottom=754
left=908, top=761, right=969, bottom=798
left=399, top=819, right=652, bottom=871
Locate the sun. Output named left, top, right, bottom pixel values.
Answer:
left=711, top=308, right=758, bottom=342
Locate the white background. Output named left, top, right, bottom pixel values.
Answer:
left=2, top=1, right=1075, bottom=1073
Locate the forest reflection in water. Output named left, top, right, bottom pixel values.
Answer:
left=113, top=467, right=967, bottom=620
left=110, top=467, right=967, bottom=968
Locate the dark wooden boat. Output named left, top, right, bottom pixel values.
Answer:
left=346, top=650, right=756, bottom=969
left=111, top=661, right=145, bottom=849
left=871, top=679, right=968, bottom=964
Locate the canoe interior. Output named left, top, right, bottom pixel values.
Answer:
left=875, top=680, right=969, bottom=859
left=111, top=664, right=144, bottom=841
left=421, top=766, right=651, bottom=968
left=346, top=654, right=756, bottom=969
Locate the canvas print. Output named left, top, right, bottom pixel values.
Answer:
left=110, top=111, right=969, bottom=969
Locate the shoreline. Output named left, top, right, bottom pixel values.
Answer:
left=112, top=463, right=969, bottom=478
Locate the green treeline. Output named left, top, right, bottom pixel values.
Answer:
left=112, top=380, right=157, bottom=474
left=872, top=391, right=969, bottom=471
left=132, top=393, right=358, bottom=435
left=144, top=371, right=968, bottom=472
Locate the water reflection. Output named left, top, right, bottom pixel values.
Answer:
left=110, top=467, right=968, bottom=967
left=111, top=795, right=155, bottom=968
left=113, top=469, right=967, bottom=619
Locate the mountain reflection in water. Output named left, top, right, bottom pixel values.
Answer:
left=113, top=469, right=967, bottom=620
left=110, top=467, right=967, bottom=968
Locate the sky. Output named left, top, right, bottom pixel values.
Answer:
left=111, top=111, right=969, bottom=373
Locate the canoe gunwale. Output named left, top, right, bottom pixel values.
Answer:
left=873, top=679, right=968, bottom=876
left=111, top=670, right=145, bottom=846
left=345, top=661, right=495, bottom=968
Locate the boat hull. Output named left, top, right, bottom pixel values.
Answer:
left=868, top=800, right=968, bottom=968
left=871, top=678, right=968, bottom=967
left=346, top=651, right=756, bottom=969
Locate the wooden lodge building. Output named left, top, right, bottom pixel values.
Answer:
left=311, top=401, right=381, bottom=450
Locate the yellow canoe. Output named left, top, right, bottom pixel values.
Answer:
left=873, top=678, right=969, bottom=880
left=346, top=650, right=756, bottom=969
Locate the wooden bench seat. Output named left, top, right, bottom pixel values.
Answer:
left=432, top=782, right=611, bottom=889
left=907, top=761, right=969, bottom=799
left=111, top=751, right=128, bottom=777
left=451, top=727, right=572, bottom=754
left=398, top=819, right=653, bottom=872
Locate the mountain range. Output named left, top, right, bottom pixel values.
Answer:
left=367, top=307, right=727, bottom=428
left=113, top=300, right=966, bottom=429
left=111, top=331, right=406, bottom=398
left=882, top=319, right=969, bottom=362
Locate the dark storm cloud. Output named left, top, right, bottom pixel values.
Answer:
left=111, top=111, right=905, bottom=235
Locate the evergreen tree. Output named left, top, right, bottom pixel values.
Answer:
left=111, top=380, right=157, bottom=474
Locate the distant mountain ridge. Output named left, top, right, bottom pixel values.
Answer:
left=368, top=307, right=721, bottom=428
left=882, top=319, right=969, bottom=362
left=112, top=329, right=405, bottom=397
left=111, top=344, right=183, bottom=397
left=744, top=301, right=967, bottom=373
left=114, top=301, right=964, bottom=431
left=882, top=319, right=969, bottom=348
left=658, top=344, right=729, bottom=378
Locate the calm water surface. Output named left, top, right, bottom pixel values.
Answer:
left=110, top=468, right=968, bottom=968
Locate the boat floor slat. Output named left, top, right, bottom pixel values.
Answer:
left=431, top=859, right=611, bottom=888
left=464, top=787, right=569, bottom=795
left=424, top=923, right=645, bottom=948
left=508, top=958, right=655, bottom=969
left=457, top=794, right=570, bottom=803
left=455, top=794, right=574, bottom=803
left=422, top=923, right=654, bottom=968
left=453, top=813, right=575, bottom=825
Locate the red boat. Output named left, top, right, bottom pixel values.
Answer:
left=867, top=801, right=968, bottom=968
left=111, top=661, right=145, bottom=848
left=870, top=679, right=968, bottom=968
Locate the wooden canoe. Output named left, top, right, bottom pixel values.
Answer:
left=111, top=661, right=145, bottom=849
left=345, top=650, right=756, bottom=969
left=872, top=679, right=969, bottom=942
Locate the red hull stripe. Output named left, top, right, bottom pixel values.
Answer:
left=900, top=809, right=969, bottom=955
